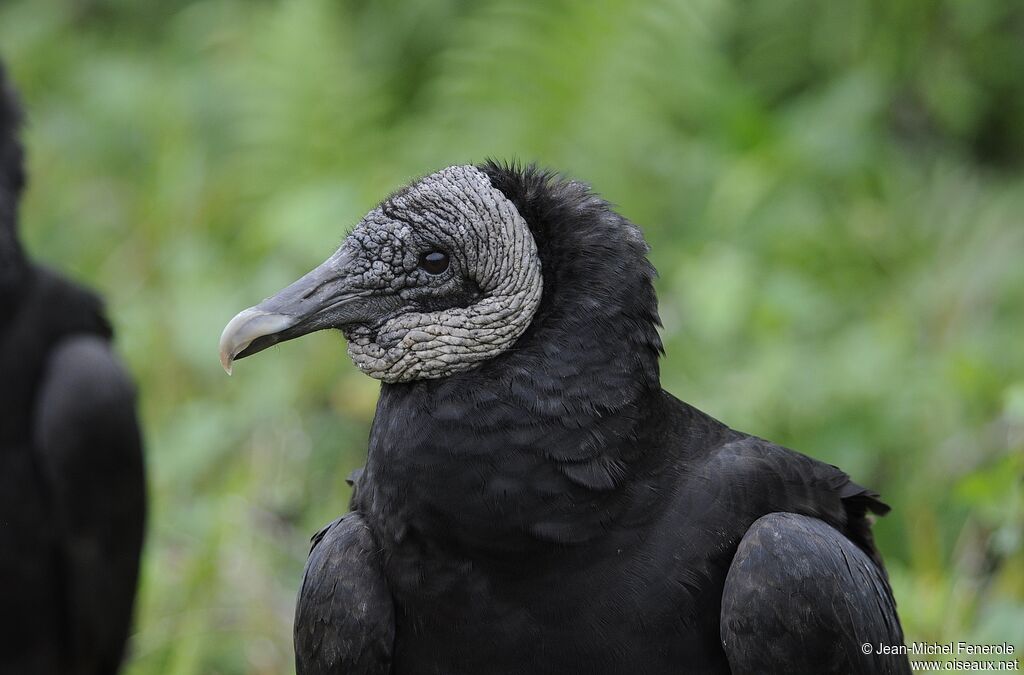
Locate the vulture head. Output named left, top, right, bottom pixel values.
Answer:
left=221, top=165, right=543, bottom=381
left=221, top=162, right=661, bottom=406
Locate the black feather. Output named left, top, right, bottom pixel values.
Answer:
left=0, top=61, right=27, bottom=307
left=722, top=513, right=910, bottom=674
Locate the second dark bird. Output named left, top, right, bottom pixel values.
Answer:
left=0, top=63, right=146, bottom=675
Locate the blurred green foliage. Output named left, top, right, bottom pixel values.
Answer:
left=1, top=0, right=1022, bottom=672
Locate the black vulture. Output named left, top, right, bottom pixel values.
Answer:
left=0, top=64, right=146, bottom=674
left=220, top=163, right=911, bottom=674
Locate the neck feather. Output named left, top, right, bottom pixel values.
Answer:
left=357, top=163, right=666, bottom=553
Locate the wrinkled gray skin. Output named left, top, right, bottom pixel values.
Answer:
left=220, top=165, right=543, bottom=382
left=345, top=166, right=542, bottom=381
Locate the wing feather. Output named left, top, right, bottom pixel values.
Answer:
left=294, top=513, right=394, bottom=675
left=34, top=335, right=146, bottom=672
left=721, top=512, right=910, bottom=675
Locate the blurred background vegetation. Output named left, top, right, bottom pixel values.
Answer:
left=1, top=0, right=1022, bottom=672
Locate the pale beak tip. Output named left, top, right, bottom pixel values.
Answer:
left=218, top=307, right=298, bottom=377
left=220, top=351, right=234, bottom=375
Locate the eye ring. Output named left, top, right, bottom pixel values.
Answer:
left=418, top=250, right=450, bottom=275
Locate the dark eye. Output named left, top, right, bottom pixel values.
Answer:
left=418, top=250, right=450, bottom=275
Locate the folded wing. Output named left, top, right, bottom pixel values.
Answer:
left=295, top=513, right=394, bottom=675
left=721, top=512, right=910, bottom=675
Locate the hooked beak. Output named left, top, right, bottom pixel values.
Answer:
left=219, top=248, right=388, bottom=374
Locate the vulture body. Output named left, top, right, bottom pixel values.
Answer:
left=0, top=64, right=146, bottom=674
left=221, top=162, right=910, bottom=674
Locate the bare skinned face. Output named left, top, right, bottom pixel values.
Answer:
left=220, top=165, right=543, bottom=382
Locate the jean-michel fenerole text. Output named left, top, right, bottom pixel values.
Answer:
left=874, top=642, right=1017, bottom=656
